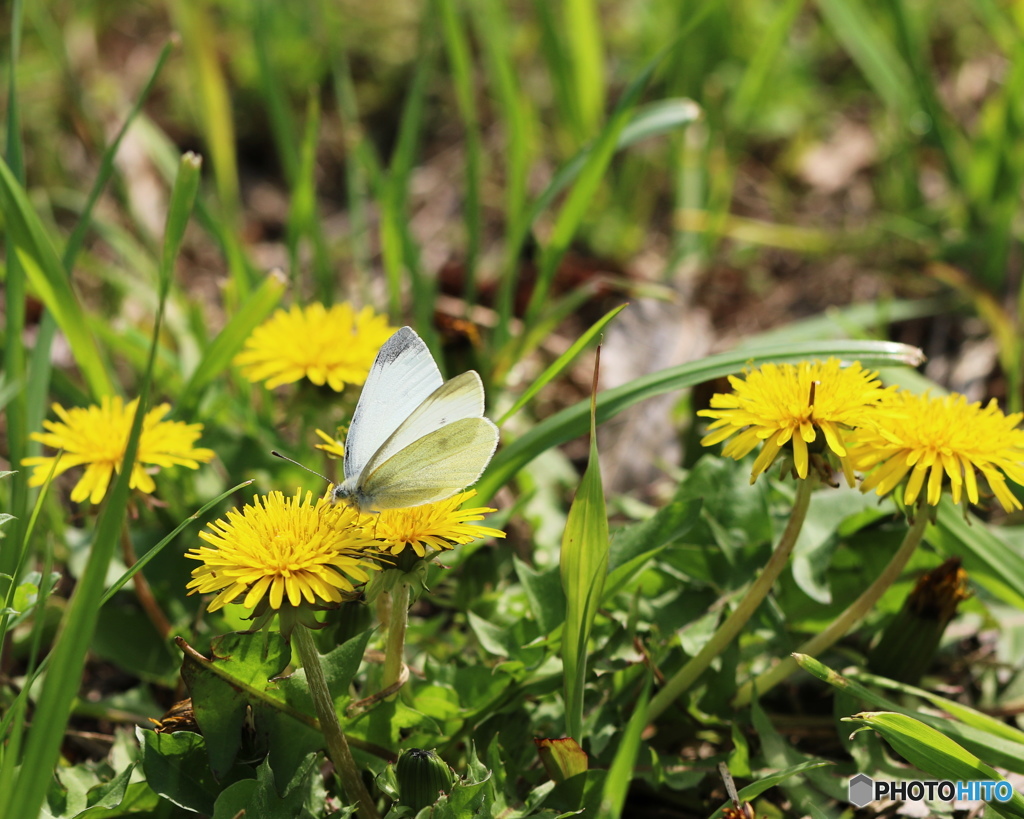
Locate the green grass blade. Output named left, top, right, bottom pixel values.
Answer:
left=1, top=0, right=28, bottom=583
left=498, top=304, right=627, bottom=425
left=800, top=655, right=1024, bottom=775
left=560, top=356, right=609, bottom=742
left=62, top=39, right=174, bottom=271
left=598, top=678, right=650, bottom=819
left=380, top=20, right=433, bottom=319
left=173, top=2, right=239, bottom=221
left=931, top=499, right=1024, bottom=609
left=178, top=271, right=285, bottom=413
left=843, top=712, right=1024, bottom=817
left=728, top=0, right=803, bottom=129
left=286, top=93, right=333, bottom=300
left=1, top=152, right=201, bottom=819
left=494, top=97, right=700, bottom=347
left=0, top=154, right=115, bottom=399
left=470, top=0, right=534, bottom=281
left=850, top=671, right=1024, bottom=746
left=532, top=0, right=580, bottom=141
left=565, top=0, right=605, bottom=138
left=815, top=0, right=917, bottom=114
left=100, top=480, right=253, bottom=607
left=438, top=0, right=482, bottom=304
left=330, top=51, right=383, bottom=290
left=253, top=0, right=298, bottom=183
left=475, top=339, right=923, bottom=502
left=521, top=62, right=650, bottom=331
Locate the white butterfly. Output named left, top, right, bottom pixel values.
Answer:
left=332, top=326, right=499, bottom=513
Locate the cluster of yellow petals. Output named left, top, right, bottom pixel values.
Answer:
left=186, top=490, right=381, bottom=612
left=234, top=303, right=395, bottom=391
left=23, top=397, right=214, bottom=504
left=699, top=359, right=889, bottom=485
left=700, top=358, right=1024, bottom=512
left=358, top=490, right=506, bottom=557
left=849, top=391, right=1024, bottom=512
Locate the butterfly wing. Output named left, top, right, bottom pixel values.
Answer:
left=358, top=416, right=499, bottom=510
left=359, top=370, right=486, bottom=476
left=343, top=327, right=443, bottom=484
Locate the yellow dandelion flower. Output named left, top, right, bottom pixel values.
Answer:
left=22, top=397, right=214, bottom=504
left=849, top=391, right=1024, bottom=511
left=186, top=489, right=382, bottom=613
left=234, top=303, right=395, bottom=391
left=314, top=428, right=346, bottom=459
left=360, top=490, right=505, bottom=557
left=698, top=359, right=889, bottom=484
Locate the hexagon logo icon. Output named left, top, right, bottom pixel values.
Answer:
left=849, top=773, right=874, bottom=807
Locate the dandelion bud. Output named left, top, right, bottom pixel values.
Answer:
left=395, top=748, right=454, bottom=811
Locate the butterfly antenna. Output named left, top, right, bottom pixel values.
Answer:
left=271, top=450, right=332, bottom=484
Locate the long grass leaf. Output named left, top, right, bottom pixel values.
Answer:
left=173, top=3, right=238, bottom=220
left=498, top=304, right=627, bottom=425
left=253, top=0, right=298, bottom=183
left=476, top=340, right=924, bottom=502
left=1, top=0, right=28, bottom=584
left=931, top=499, right=1024, bottom=609
left=843, top=712, right=1024, bottom=816
left=178, top=271, right=287, bottom=414
left=380, top=19, right=433, bottom=320
left=0, top=155, right=115, bottom=399
left=438, top=0, right=482, bottom=304
left=564, top=0, right=605, bottom=138
left=815, top=0, right=916, bottom=113
left=560, top=353, right=609, bottom=741
left=287, top=93, right=333, bottom=300
left=470, top=1, right=534, bottom=281
left=598, top=678, right=650, bottom=819
left=521, top=65, right=648, bottom=331
left=2, top=152, right=202, bottom=819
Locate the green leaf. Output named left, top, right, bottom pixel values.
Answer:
left=515, top=557, right=565, bottom=636
left=499, top=304, right=627, bottom=425
left=931, top=499, right=1024, bottom=609
left=0, top=154, right=114, bottom=399
left=139, top=729, right=225, bottom=816
left=798, top=655, right=1024, bottom=774
left=598, top=679, right=650, bottom=819
left=178, top=271, right=286, bottom=413
left=844, top=712, right=1024, bottom=817
left=607, top=490, right=702, bottom=593
left=180, top=631, right=292, bottom=778
left=816, top=0, right=917, bottom=113
left=560, top=361, right=609, bottom=742
left=211, top=754, right=320, bottom=819
left=2, top=152, right=201, bottom=819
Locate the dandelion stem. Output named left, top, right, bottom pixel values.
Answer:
left=732, top=500, right=930, bottom=707
left=381, top=583, right=410, bottom=697
left=292, top=625, right=380, bottom=819
left=120, top=525, right=171, bottom=639
left=646, top=476, right=816, bottom=723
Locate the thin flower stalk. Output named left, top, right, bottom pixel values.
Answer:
left=380, top=584, right=410, bottom=698
left=646, top=477, right=815, bottom=723
left=293, top=625, right=380, bottom=819
left=357, top=491, right=505, bottom=698
left=733, top=500, right=930, bottom=707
